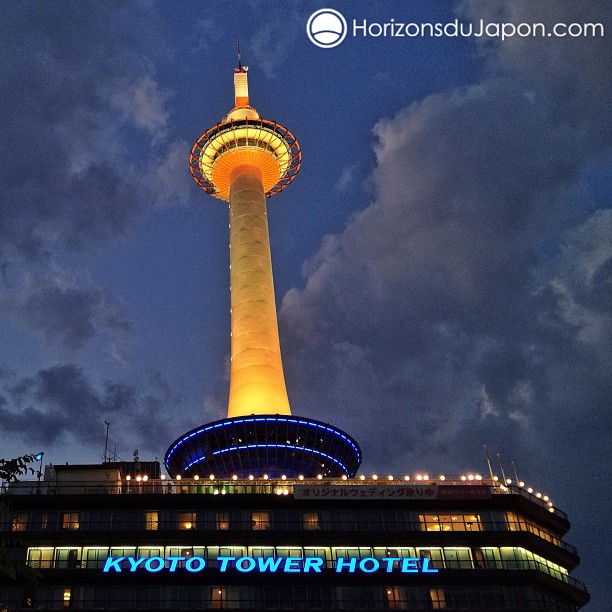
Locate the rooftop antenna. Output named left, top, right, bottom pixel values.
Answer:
left=237, top=41, right=242, bottom=70
left=511, top=460, right=521, bottom=486
left=103, top=421, right=111, bottom=463
left=497, top=452, right=509, bottom=487
left=483, top=444, right=496, bottom=487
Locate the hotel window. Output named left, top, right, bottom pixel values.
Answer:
left=386, top=587, right=405, bottom=609
left=83, top=548, right=109, bottom=569
left=418, top=548, right=443, bottom=570
left=304, top=547, right=330, bottom=566
left=27, top=547, right=54, bottom=569
left=378, top=548, right=401, bottom=569
left=429, top=588, right=447, bottom=609
left=55, top=548, right=80, bottom=569
left=11, top=512, right=28, bottom=531
left=179, top=512, right=196, bottom=530
left=138, top=547, right=163, bottom=559
left=251, top=546, right=275, bottom=559
left=216, top=511, right=230, bottom=530
left=145, top=511, right=159, bottom=530
left=420, top=513, right=481, bottom=531
left=83, top=548, right=104, bottom=570
left=60, top=512, right=80, bottom=530
left=443, top=548, right=472, bottom=569
left=251, top=511, right=271, bottom=530
left=210, top=587, right=226, bottom=609
left=475, top=548, right=501, bottom=569
left=32, top=511, right=49, bottom=531
left=302, top=511, right=320, bottom=530
left=87, top=511, right=111, bottom=531
left=63, top=587, right=71, bottom=609
left=505, top=511, right=521, bottom=530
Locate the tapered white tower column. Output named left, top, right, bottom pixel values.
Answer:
left=228, top=164, right=290, bottom=416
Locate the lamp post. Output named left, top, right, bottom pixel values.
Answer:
left=35, top=452, right=44, bottom=494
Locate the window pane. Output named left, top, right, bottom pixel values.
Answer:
left=251, top=511, right=271, bottom=530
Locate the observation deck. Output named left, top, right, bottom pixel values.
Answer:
left=165, top=415, right=361, bottom=479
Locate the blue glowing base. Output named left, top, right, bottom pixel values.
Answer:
left=165, top=415, right=361, bottom=479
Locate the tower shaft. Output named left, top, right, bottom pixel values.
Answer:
left=228, top=165, right=291, bottom=417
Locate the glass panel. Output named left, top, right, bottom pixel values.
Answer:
left=61, top=512, right=80, bottom=530
left=179, top=512, right=196, bottom=530
left=302, top=512, right=320, bottom=530
left=11, top=513, right=28, bottom=532
left=145, top=511, right=159, bottom=530
left=251, top=511, right=271, bottom=530
left=429, top=588, right=447, bottom=609
left=216, top=512, right=230, bottom=530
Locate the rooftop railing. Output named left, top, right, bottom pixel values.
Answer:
left=4, top=476, right=565, bottom=519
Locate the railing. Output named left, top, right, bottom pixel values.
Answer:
left=4, top=477, right=566, bottom=519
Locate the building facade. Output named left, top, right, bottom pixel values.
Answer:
left=1, top=463, right=589, bottom=611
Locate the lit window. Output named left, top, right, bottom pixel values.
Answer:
left=386, top=586, right=404, bottom=609
left=419, top=513, right=481, bottom=532
left=211, top=586, right=225, bottom=609
left=429, top=588, right=447, bottom=609
left=179, top=512, right=196, bottom=530
left=63, top=588, right=71, bottom=608
left=145, top=511, right=159, bottom=530
left=251, top=511, right=271, bottom=530
left=27, top=548, right=53, bottom=569
left=61, top=513, right=79, bottom=530
left=216, top=512, right=230, bottom=530
left=11, top=513, right=28, bottom=532
left=302, top=512, right=320, bottom=530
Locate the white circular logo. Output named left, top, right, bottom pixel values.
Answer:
left=306, top=9, right=347, bottom=48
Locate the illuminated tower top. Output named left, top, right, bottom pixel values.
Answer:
left=167, top=52, right=360, bottom=479
left=190, top=48, right=301, bottom=202
left=189, top=48, right=301, bottom=419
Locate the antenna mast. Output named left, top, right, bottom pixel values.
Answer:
left=103, top=421, right=111, bottom=463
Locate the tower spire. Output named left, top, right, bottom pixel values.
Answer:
left=233, top=43, right=249, bottom=108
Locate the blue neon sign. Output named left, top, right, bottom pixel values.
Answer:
left=103, top=555, right=438, bottom=574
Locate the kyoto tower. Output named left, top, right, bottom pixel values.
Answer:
left=165, top=50, right=361, bottom=479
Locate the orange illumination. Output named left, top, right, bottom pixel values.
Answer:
left=190, top=65, right=301, bottom=421
left=211, top=149, right=281, bottom=201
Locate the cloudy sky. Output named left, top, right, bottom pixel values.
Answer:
left=0, top=0, right=610, bottom=607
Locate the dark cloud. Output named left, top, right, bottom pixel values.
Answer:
left=0, top=3, right=186, bottom=262
left=1, top=267, right=134, bottom=351
left=281, top=0, right=611, bottom=464
left=0, top=364, right=180, bottom=459
left=278, top=0, right=611, bottom=604
left=0, top=3, right=188, bottom=355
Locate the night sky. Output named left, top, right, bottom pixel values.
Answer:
left=0, top=1, right=610, bottom=608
